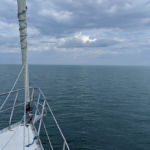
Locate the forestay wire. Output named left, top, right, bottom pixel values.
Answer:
left=23, top=60, right=27, bottom=150
left=0, top=60, right=27, bottom=111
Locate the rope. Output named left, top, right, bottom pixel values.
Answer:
left=26, top=136, right=38, bottom=147
left=0, top=60, right=26, bottom=111
left=18, top=9, right=27, bottom=50
left=1, top=117, right=24, bottom=150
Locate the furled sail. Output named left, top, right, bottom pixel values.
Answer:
left=17, top=0, right=30, bottom=108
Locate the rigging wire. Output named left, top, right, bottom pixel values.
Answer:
left=33, top=101, right=54, bottom=150
left=42, top=119, right=54, bottom=150
left=0, top=60, right=26, bottom=111
left=46, top=101, right=70, bottom=150
left=23, top=59, right=28, bottom=150
left=23, top=85, right=26, bottom=150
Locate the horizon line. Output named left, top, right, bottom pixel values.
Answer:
left=0, top=64, right=150, bottom=67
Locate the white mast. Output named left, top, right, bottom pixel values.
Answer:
left=17, top=0, right=30, bottom=108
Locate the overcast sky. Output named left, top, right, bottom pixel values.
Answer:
left=0, top=0, right=150, bottom=65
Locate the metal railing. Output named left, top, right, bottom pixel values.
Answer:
left=0, top=87, right=70, bottom=150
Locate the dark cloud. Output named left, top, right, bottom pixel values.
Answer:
left=1, top=0, right=150, bottom=37
left=25, top=0, right=150, bottom=37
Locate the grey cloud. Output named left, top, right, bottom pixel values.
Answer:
left=0, top=35, right=20, bottom=49
left=1, top=0, right=150, bottom=65
left=25, top=0, right=150, bottom=37
left=1, top=0, right=150, bottom=37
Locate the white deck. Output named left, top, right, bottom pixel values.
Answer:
left=0, top=123, right=39, bottom=150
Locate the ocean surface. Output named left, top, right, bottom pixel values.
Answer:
left=1, top=65, right=150, bottom=150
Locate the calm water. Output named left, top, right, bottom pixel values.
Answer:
left=1, top=65, right=150, bottom=150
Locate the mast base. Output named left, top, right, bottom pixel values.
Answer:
left=26, top=103, right=33, bottom=114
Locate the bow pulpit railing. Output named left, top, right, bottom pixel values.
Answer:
left=0, top=87, right=70, bottom=150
